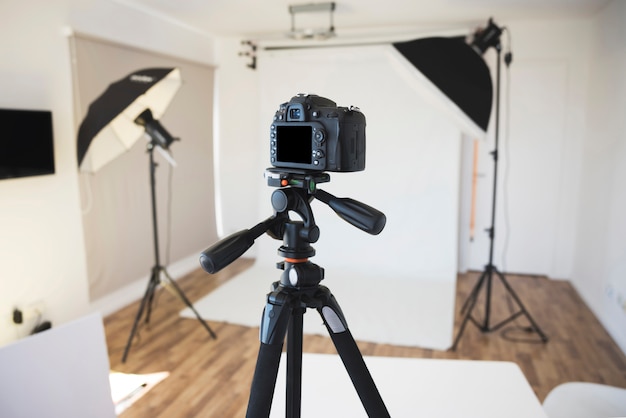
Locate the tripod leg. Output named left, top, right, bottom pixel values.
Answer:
left=247, top=343, right=284, bottom=418
left=122, top=272, right=159, bottom=363
left=286, top=308, right=304, bottom=418
left=247, top=287, right=293, bottom=418
left=316, top=286, right=390, bottom=418
left=160, top=267, right=217, bottom=339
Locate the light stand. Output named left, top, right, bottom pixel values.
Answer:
left=121, top=110, right=217, bottom=363
left=451, top=20, right=548, bottom=350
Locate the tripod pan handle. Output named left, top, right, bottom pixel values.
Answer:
left=200, top=229, right=255, bottom=274
left=315, top=189, right=386, bottom=235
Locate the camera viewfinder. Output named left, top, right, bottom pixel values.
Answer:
left=289, top=107, right=302, bottom=120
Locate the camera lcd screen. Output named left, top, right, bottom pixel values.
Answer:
left=276, top=125, right=312, bottom=164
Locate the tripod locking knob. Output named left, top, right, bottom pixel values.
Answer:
left=280, top=260, right=324, bottom=288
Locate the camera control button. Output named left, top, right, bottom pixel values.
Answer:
left=314, top=130, right=325, bottom=143
left=314, top=150, right=325, bottom=158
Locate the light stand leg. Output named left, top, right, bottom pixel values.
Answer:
left=122, top=269, right=159, bottom=363
left=160, top=267, right=217, bottom=339
left=460, top=269, right=488, bottom=315
left=492, top=268, right=548, bottom=341
left=143, top=266, right=160, bottom=326
left=451, top=269, right=488, bottom=351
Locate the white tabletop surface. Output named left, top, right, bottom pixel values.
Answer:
left=270, top=353, right=548, bottom=417
left=0, top=314, right=116, bottom=418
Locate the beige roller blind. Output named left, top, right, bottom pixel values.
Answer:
left=70, top=33, right=217, bottom=302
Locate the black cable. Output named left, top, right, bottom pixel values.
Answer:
left=501, top=326, right=546, bottom=344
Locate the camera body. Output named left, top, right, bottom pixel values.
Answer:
left=270, top=94, right=366, bottom=172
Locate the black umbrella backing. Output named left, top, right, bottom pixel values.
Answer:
left=77, top=67, right=181, bottom=172
left=393, top=37, right=493, bottom=132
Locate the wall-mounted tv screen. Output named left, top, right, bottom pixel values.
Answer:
left=0, top=108, right=55, bottom=179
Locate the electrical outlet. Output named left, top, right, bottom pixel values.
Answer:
left=9, top=301, right=46, bottom=326
left=7, top=301, right=47, bottom=340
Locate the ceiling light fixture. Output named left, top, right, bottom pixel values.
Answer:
left=288, top=2, right=336, bottom=40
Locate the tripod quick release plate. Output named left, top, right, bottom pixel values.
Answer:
left=265, top=168, right=330, bottom=194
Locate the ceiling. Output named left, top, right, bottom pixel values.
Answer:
left=114, top=0, right=609, bottom=39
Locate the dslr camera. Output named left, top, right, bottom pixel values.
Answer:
left=269, top=94, right=366, bottom=172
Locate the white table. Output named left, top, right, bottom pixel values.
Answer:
left=270, top=353, right=548, bottom=417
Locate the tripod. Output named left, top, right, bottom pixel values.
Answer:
left=451, top=41, right=548, bottom=350
left=121, top=141, right=217, bottom=363
left=200, top=170, right=390, bottom=418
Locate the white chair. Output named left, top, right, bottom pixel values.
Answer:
left=543, top=382, right=626, bottom=418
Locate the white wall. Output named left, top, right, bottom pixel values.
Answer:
left=0, top=0, right=216, bottom=346
left=572, top=0, right=626, bottom=353
left=213, top=37, right=261, bottom=239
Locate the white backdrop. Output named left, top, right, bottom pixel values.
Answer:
left=244, top=45, right=468, bottom=349
left=257, top=46, right=466, bottom=277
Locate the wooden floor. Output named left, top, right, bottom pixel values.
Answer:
left=104, top=258, right=626, bottom=417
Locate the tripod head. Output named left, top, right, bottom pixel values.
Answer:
left=199, top=169, right=386, bottom=278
